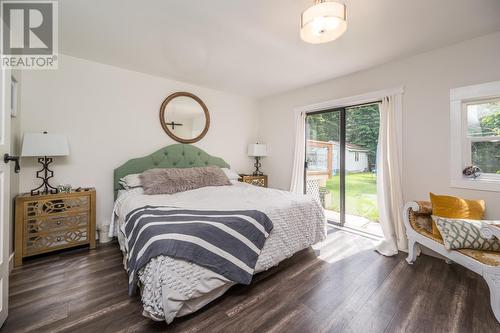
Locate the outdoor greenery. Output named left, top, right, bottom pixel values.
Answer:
left=306, top=104, right=380, bottom=168
left=471, top=102, right=500, bottom=174
left=472, top=141, right=500, bottom=174
left=480, top=111, right=500, bottom=136
left=325, top=172, right=379, bottom=222
left=345, top=105, right=380, bottom=169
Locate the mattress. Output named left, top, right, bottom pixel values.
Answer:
left=111, top=181, right=326, bottom=323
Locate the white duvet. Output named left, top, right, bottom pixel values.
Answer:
left=111, top=181, right=326, bottom=323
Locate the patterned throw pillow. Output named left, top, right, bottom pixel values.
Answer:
left=432, top=215, right=500, bottom=252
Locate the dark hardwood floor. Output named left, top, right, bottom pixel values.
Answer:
left=2, top=230, right=499, bottom=333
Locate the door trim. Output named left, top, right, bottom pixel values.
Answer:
left=294, top=86, right=404, bottom=114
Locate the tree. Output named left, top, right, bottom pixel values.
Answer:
left=480, top=111, right=500, bottom=136
left=345, top=105, right=380, bottom=168
left=306, top=111, right=340, bottom=142
left=473, top=108, right=500, bottom=174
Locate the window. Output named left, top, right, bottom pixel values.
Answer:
left=450, top=81, right=500, bottom=192
left=354, top=151, right=359, bottom=162
left=465, top=99, right=500, bottom=175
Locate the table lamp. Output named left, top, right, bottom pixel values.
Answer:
left=21, top=132, right=69, bottom=195
left=247, top=143, right=268, bottom=176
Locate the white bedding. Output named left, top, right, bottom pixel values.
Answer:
left=112, top=181, right=326, bottom=323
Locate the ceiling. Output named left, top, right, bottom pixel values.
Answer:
left=59, top=0, right=500, bottom=98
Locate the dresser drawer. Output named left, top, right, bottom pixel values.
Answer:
left=26, top=212, right=89, bottom=234
left=246, top=178, right=266, bottom=187
left=25, top=196, right=89, bottom=218
left=25, top=228, right=89, bottom=255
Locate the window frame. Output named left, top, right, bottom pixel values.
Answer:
left=450, top=81, right=500, bottom=192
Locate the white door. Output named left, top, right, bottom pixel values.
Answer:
left=0, top=67, right=11, bottom=326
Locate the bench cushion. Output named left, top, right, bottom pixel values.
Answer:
left=457, top=249, right=500, bottom=266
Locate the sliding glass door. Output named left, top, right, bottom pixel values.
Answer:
left=305, top=104, right=380, bottom=230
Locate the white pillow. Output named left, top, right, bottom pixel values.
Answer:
left=119, top=173, right=142, bottom=189
left=221, top=168, right=240, bottom=181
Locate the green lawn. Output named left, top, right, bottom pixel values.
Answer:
left=324, top=172, right=379, bottom=222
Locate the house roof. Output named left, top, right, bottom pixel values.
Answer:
left=326, top=140, right=369, bottom=152
left=345, top=143, right=369, bottom=152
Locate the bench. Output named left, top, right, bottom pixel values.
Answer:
left=403, top=201, right=500, bottom=322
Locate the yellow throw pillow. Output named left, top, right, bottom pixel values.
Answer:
left=429, top=193, right=485, bottom=239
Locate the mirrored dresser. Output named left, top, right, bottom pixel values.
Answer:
left=14, top=188, right=96, bottom=266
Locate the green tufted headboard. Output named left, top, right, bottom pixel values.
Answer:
left=113, top=144, right=230, bottom=198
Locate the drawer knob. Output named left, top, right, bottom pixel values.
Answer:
left=56, top=221, right=61, bottom=225
left=56, top=237, right=62, bottom=241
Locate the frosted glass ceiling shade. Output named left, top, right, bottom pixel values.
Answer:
left=247, top=143, right=268, bottom=157
left=301, top=1, right=347, bottom=44
left=21, top=133, right=69, bottom=157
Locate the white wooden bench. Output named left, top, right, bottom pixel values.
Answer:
left=403, top=201, right=500, bottom=322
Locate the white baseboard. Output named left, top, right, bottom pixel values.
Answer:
left=9, top=253, right=14, bottom=273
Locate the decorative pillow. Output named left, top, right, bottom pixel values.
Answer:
left=140, top=166, right=231, bottom=195
left=221, top=168, right=240, bottom=181
left=432, top=215, right=500, bottom=251
left=429, top=193, right=485, bottom=238
left=119, top=173, right=142, bottom=189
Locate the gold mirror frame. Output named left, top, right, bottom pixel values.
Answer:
left=159, top=92, right=210, bottom=144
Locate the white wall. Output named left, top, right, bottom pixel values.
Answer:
left=258, top=32, right=500, bottom=219
left=19, top=55, right=259, bottom=227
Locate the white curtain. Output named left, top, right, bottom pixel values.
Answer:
left=290, top=111, right=306, bottom=193
left=376, top=95, right=406, bottom=256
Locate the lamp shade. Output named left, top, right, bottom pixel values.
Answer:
left=247, top=143, right=268, bottom=157
left=21, top=133, right=69, bottom=157
left=301, top=1, right=347, bottom=44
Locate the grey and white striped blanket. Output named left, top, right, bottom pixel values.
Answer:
left=123, top=205, right=273, bottom=295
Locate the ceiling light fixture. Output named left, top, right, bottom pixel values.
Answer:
left=300, top=0, right=347, bottom=44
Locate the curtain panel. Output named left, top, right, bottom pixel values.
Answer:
left=290, top=111, right=306, bottom=194
left=376, top=95, right=406, bottom=256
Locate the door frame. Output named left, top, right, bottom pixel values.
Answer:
left=0, top=67, right=12, bottom=326
left=305, top=107, right=346, bottom=225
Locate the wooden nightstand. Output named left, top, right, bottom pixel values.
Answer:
left=239, top=175, right=268, bottom=188
left=14, top=188, right=96, bottom=266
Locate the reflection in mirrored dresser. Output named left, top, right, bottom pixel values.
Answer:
left=238, top=175, right=268, bottom=188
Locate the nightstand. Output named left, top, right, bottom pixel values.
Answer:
left=14, top=188, right=96, bottom=266
left=239, top=175, right=268, bottom=188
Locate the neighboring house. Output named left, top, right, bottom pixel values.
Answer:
left=343, top=142, right=370, bottom=173
left=307, top=140, right=369, bottom=175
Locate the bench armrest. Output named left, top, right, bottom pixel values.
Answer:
left=403, top=201, right=433, bottom=234
left=480, top=223, right=500, bottom=240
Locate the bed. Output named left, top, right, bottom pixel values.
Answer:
left=111, top=144, right=326, bottom=323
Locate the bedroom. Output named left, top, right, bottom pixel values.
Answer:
left=0, top=0, right=500, bottom=332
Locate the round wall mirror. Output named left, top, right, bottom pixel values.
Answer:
left=159, top=92, right=210, bottom=143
